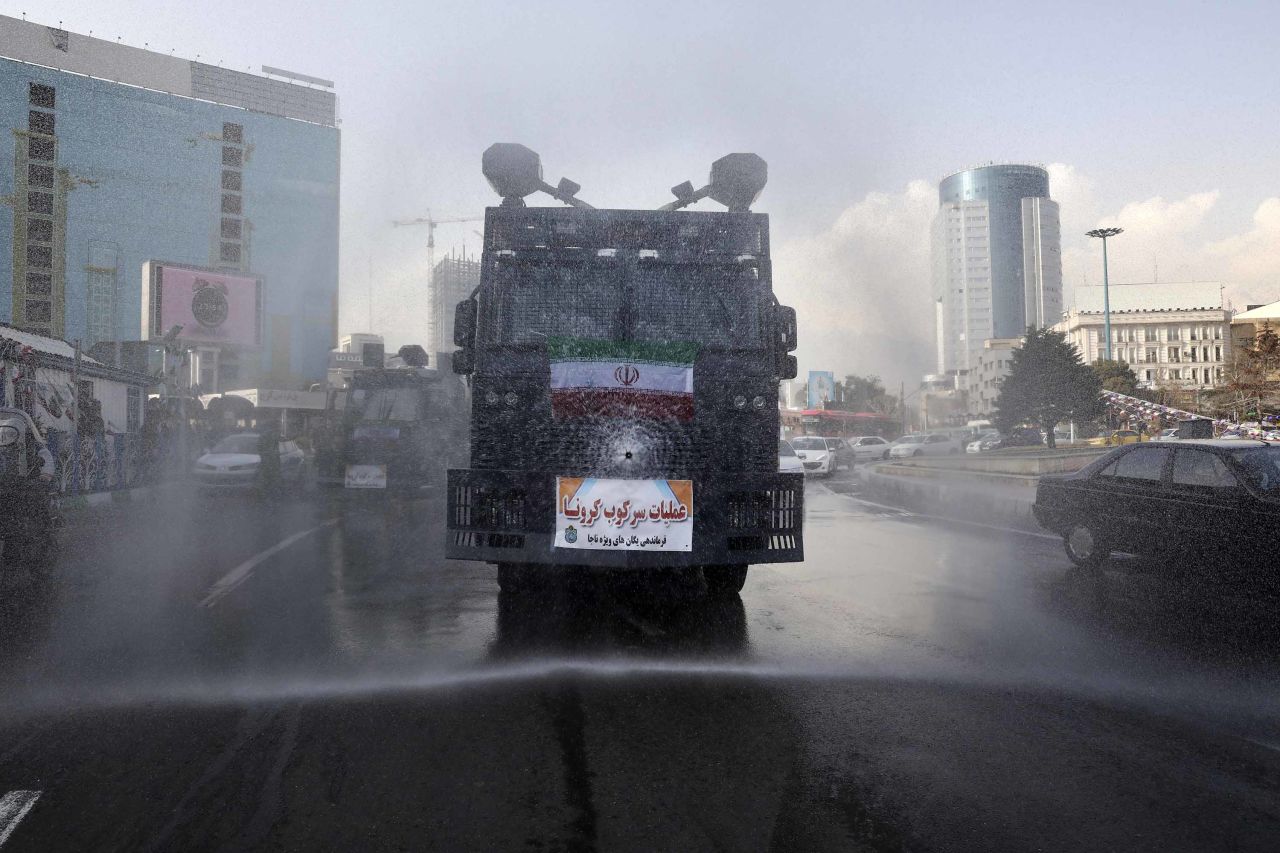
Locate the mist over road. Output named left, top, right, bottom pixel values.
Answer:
left=1, top=479, right=1278, bottom=851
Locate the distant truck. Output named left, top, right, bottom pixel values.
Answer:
left=445, top=143, right=803, bottom=594
left=317, top=345, right=468, bottom=492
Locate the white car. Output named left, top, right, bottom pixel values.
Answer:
left=966, top=430, right=1000, bottom=453
left=889, top=432, right=962, bottom=458
left=192, top=433, right=306, bottom=488
left=848, top=435, right=891, bottom=462
left=789, top=435, right=835, bottom=476
left=778, top=440, right=804, bottom=473
left=1152, top=428, right=1180, bottom=442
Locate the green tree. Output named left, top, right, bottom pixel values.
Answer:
left=1091, top=358, right=1140, bottom=396
left=829, top=373, right=900, bottom=414
left=994, top=327, right=1104, bottom=448
left=1222, top=322, right=1280, bottom=421
left=836, top=374, right=885, bottom=410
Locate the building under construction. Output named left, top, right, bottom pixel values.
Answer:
left=430, top=254, right=480, bottom=357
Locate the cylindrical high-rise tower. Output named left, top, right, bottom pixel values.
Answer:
left=932, top=164, right=1061, bottom=384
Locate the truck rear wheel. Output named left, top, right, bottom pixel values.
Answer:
left=704, top=564, right=748, bottom=596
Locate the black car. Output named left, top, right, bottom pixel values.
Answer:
left=1033, top=440, right=1280, bottom=572
left=995, top=426, right=1044, bottom=450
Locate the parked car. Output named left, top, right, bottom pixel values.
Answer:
left=966, top=430, right=1000, bottom=453
left=778, top=440, right=804, bottom=474
left=825, top=437, right=857, bottom=470
left=849, top=435, right=892, bottom=462
left=889, top=432, right=962, bottom=458
left=789, top=435, right=836, bottom=476
left=1152, top=428, right=1180, bottom=441
left=1033, top=439, right=1279, bottom=572
left=888, top=434, right=924, bottom=458
left=192, top=433, right=306, bottom=489
left=1085, top=429, right=1144, bottom=447
left=997, top=427, right=1045, bottom=449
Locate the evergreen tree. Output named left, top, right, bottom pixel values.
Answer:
left=1091, top=358, right=1140, bottom=396
left=995, top=327, right=1104, bottom=448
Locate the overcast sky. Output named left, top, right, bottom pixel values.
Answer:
left=21, top=0, right=1280, bottom=385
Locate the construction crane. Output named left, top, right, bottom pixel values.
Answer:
left=393, top=211, right=483, bottom=355
left=392, top=211, right=483, bottom=289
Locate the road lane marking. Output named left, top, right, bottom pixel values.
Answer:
left=198, top=518, right=339, bottom=608
left=840, top=494, right=1061, bottom=541
left=0, top=790, right=40, bottom=848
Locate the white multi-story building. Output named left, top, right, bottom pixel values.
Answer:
left=1054, top=282, right=1230, bottom=390
left=972, top=337, right=1021, bottom=417
left=932, top=165, right=1061, bottom=391
left=932, top=200, right=992, bottom=383
left=338, top=333, right=383, bottom=355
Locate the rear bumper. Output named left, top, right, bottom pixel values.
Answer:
left=446, top=469, right=804, bottom=567
left=192, top=471, right=257, bottom=488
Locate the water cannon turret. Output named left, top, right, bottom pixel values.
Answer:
left=482, top=143, right=594, bottom=209
left=397, top=344, right=429, bottom=367
left=659, top=153, right=768, bottom=212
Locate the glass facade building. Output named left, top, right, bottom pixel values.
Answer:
left=0, top=17, right=339, bottom=389
left=932, top=164, right=1060, bottom=385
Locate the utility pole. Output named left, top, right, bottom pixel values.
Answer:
left=900, top=381, right=906, bottom=434
left=71, top=338, right=81, bottom=493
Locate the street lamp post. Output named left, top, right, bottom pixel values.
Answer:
left=1086, top=227, right=1124, bottom=361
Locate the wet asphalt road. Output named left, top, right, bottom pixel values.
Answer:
left=1, top=474, right=1279, bottom=851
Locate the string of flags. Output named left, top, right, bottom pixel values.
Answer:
left=1100, top=389, right=1228, bottom=427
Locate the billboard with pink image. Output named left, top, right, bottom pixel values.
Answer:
left=144, top=263, right=263, bottom=346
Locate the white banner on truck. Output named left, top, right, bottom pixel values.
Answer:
left=554, top=477, right=693, bottom=551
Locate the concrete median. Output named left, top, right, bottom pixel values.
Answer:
left=855, top=449, right=1107, bottom=532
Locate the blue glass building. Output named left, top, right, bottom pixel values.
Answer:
left=0, top=16, right=339, bottom=389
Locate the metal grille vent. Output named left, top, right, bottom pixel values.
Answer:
left=727, top=487, right=800, bottom=531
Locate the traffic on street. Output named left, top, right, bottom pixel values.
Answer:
left=1, top=465, right=1278, bottom=850
left=4, top=5, right=1280, bottom=850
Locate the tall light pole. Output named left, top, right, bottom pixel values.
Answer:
left=1086, top=227, right=1124, bottom=360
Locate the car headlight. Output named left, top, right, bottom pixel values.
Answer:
left=751, top=395, right=766, bottom=409
left=732, top=395, right=747, bottom=409
left=485, top=390, right=500, bottom=405
left=0, top=425, right=19, bottom=446
left=504, top=391, right=519, bottom=406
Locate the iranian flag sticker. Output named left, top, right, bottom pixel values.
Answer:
left=548, top=337, right=699, bottom=420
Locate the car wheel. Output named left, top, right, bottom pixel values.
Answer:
left=704, top=564, right=748, bottom=596
left=912, top=449, right=922, bottom=457
left=882, top=450, right=890, bottom=460
left=1063, top=521, right=1109, bottom=570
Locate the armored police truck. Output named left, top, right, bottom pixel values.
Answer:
left=317, top=345, right=469, bottom=493
left=446, top=144, right=802, bottom=594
